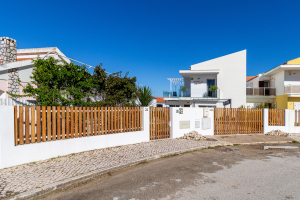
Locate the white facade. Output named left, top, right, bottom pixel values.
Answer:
left=164, top=50, right=247, bottom=108
left=246, top=64, right=300, bottom=108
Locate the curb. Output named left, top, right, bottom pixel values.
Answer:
left=237, top=141, right=292, bottom=145
left=5, top=143, right=222, bottom=200
left=5, top=140, right=293, bottom=200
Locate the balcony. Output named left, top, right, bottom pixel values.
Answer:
left=163, top=89, right=220, bottom=99
left=285, top=85, right=300, bottom=95
left=246, top=87, right=276, bottom=96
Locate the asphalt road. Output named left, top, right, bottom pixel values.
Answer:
left=37, top=143, right=300, bottom=200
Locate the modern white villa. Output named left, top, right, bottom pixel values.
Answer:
left=163, top=50, right=247, bottom=108
left=246, top=57, right=300, bottom=109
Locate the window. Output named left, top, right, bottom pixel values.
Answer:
left=157, top=104, right=163, bottom=107
left=207, top=79, right=216, bottom=97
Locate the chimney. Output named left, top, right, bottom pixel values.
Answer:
left=0, top=37, right=19, bottom=96
left=0, top=37, right=17, bottom=64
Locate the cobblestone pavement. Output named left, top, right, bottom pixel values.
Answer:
left=0, top=138, right=228, bottom=199
left=289, top=133, right=300, bottom=142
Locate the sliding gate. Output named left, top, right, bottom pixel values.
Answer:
left=149, top=107, right=170, bottom=140
left=214, top=108, right=263, bottom=135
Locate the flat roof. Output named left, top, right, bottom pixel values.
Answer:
left=179, top=70, right=220, bottom=78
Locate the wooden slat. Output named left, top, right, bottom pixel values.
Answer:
left=37, top=106, right=41, bottom=143
left=47, top=106, right=51, bottom=141
left=31, top=106, right=35, bottom=143
left=104, top=107, right=107, bottom=134
left=111, top=107, right=114, bottom=133
left=83, top=107, right=86, bottom=137
left=93, top=107, right=97, bottom=135
left=42, top=106, right=46, bottom=142
left=62, top=107, right=65, bottom=139
left=79, top=107, right=82, bottom=137
left=122, top=107, right=125, bottom=132
left=120, top=107, right=123, bottom=133
left=57, top=107, right=61, bottom=140
left=112, top=107, right=115, bottom=133
left=52, top=106, right=56, bottom=141
left=128, top=107, right=131, bottom=132
left=75, top=107, right=78, bottom=138
left=101, top=107, right=104, bottom=135
left=66, top=107, right=69, bottom=139
left=19, top=106, right=24, bottom=144
left=70, top=107, right=74, bottom=138
left=125, top=107, right=128, bottom=132
left=116, top=107, right=119, bottom=133
left=25, top=106, right=30, bottom=144
left=134, top=107, right=136, bottom=131
left=107, top=107, right=110, bottom=134
left=156, top=107, right=159, bottom=139
left=87, top=107, right=90, bottom=136
left=98, top=107, right=101, bottom=135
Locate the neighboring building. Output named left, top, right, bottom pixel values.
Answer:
left=0, top=37, right=70, bottom=104
left=156, top=97, right=167, bottom=107
left=135, top=96, right=157, bottom=107
left=246, top=57, right=300, bottom=109
left=163, top=50, right=247, bottom=108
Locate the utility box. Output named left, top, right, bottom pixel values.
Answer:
left=203, top=108, right=209, bottom=117
left=202, top=117, right=211, bottom=130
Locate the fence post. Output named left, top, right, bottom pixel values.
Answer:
left=263, top=108, right=268, bottom=134
left=142, top=107, right=150, bottom=142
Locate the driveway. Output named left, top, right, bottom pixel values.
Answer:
left=37, top=143, right=300, bottom=200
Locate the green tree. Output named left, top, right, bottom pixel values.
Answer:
left=137, top=86, right=153, bottom=106
left=92, top=65, right=137, bottom=107
left=9, top=57, right=94, bottom=106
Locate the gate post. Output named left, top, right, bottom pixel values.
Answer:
left=143, top=107, right=150, bottom=138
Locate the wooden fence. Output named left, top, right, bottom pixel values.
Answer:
left=268, top=109, right=285, bottom=126
left=149, top=107, right=170, bottom=140
left=14, top=106, right=143, bottom=146
left=214, top=108, right=263, bottom=135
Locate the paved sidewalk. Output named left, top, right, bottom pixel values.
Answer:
left=0, top=138, right=228, bottom=199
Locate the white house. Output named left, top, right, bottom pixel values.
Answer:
left=163, top=50, right=247, bottom=108
left=0, top=37, right=70, bottom=105
left=246, top=57, right=300, bottom=109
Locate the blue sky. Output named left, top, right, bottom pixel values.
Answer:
left=1, top=0, right=300, bottom=97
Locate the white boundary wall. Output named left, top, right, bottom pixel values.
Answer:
left=263, top=109, right=300, bottom=134
left=170, top=107, right=214, bottom=138
left=0, top=106, right=150, bottom=169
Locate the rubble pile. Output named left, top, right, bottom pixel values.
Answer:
left=265, top=129, right=290, bottom=137
left=180, top=131, right=207, bottom=140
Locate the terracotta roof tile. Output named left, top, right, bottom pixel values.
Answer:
left=246, top=76, right=257, bottom=82
left=0, top=58, right=33, bottom=64
left=156, top=97, right=165, bottom=103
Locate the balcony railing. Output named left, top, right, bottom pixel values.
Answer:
left=163, top=89, right=219, bottom=98
left=246, top=87, right=276, bottom=96
left=163, top=89, right=190, bottom=98
left=285, top=85, right=300, bottom=95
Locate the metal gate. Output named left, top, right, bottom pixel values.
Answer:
left=149, top=107, right=170, bottom=140
left=214, top=108, right=263, bottom=135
